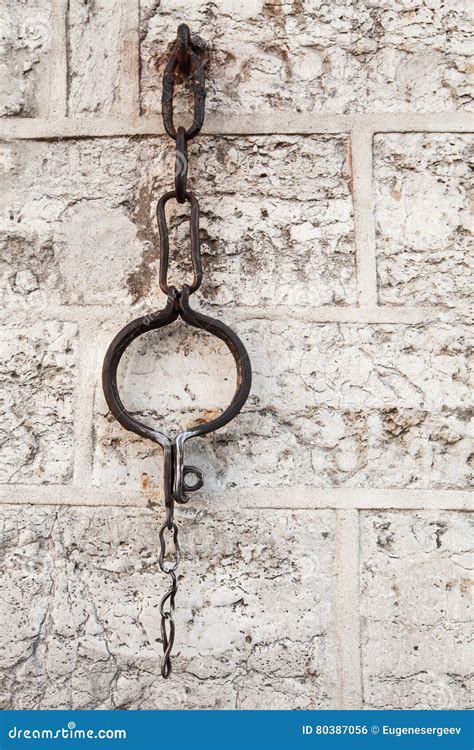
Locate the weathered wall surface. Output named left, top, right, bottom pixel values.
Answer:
left=0, top=0, right=472, bottom=710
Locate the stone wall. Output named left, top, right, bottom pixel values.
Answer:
left=0, top=0, right=472, bottom=709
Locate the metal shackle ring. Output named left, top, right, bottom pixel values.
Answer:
left=101, top=288, right=252, bottom=503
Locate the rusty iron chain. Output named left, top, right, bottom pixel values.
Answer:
left=157, top=23, right=205, bottom=678
left=102, top=22, right=251, bottom=683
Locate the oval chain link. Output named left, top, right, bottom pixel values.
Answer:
left=161, top=24, right=205, bottom=141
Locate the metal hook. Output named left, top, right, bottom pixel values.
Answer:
left=176, top=23, right=191, bottom=75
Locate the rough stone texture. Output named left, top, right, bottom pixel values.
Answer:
left=0, top=139, right=141, bottom=307
left=0, top=504, right=336, bottom=709
left=4, top=0, right=473, bottom=117
left=140, top=0, right=473, bottom=115
left=2, top=0, right=473, bottom=714
left=375, top=134, right=474, bottom=308
left=360, top=511, right=473, bottom=709
left=0, top=135, right=356, bottom=309
left=0, top=0, right=52, bottom=117
left=190, top=136, right=355, bottom=307
left=93, top=320, right=473, bottom=493
left=68, top=0, right=131, bottom=115
left=0, top=322, right=77, bottom=484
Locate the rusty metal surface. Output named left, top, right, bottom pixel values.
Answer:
left=102, top=24, right=252, bottom=678
left=156, top=190, right=201, bottom=295
left=176, top=23, right=191, bottom=76
left=161, top=24, right=206, bottom=141
left=174, top=125, right=188, bottom=202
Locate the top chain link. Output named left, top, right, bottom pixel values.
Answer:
left=162, top=24, right=206, bottom=141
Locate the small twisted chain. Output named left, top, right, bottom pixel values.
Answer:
left=158, top=504, right=180, bottom=678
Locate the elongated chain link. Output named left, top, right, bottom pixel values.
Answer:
left=157, top=23, right=206, bottom=678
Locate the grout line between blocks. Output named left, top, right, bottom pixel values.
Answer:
left=229, top=305, right=471, bottom=326
left=0, top=304, right=470, bottom=327
left=335, top=510, right=363, bottom=708
left=0, top=113, right=473, bottom=140
left=351, top=127, right=378, bottom=307
left=47, top=0, right=68, bottom=118
left=0, top=485, right=471, bottom=510
left=238, top=487, right=474, bottom=511
left=119, top=0, right=140, bottom=117
left=71, top=319, right=98, bottom=487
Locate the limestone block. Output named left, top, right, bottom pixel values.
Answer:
left=140, top=0, right=473, bottom=115
left=360, top=511, right=473, bottom=709
left=0, top=504, right=336, bottom=709
left=375, top=134, right=474, bottom=307
left=93, top=320, right=472, bottom=492
left=0, top=0, right=52, bottom=116
left=1, top=135, right=355, bottom=308
left=0, top=321, right=77, bottom=483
